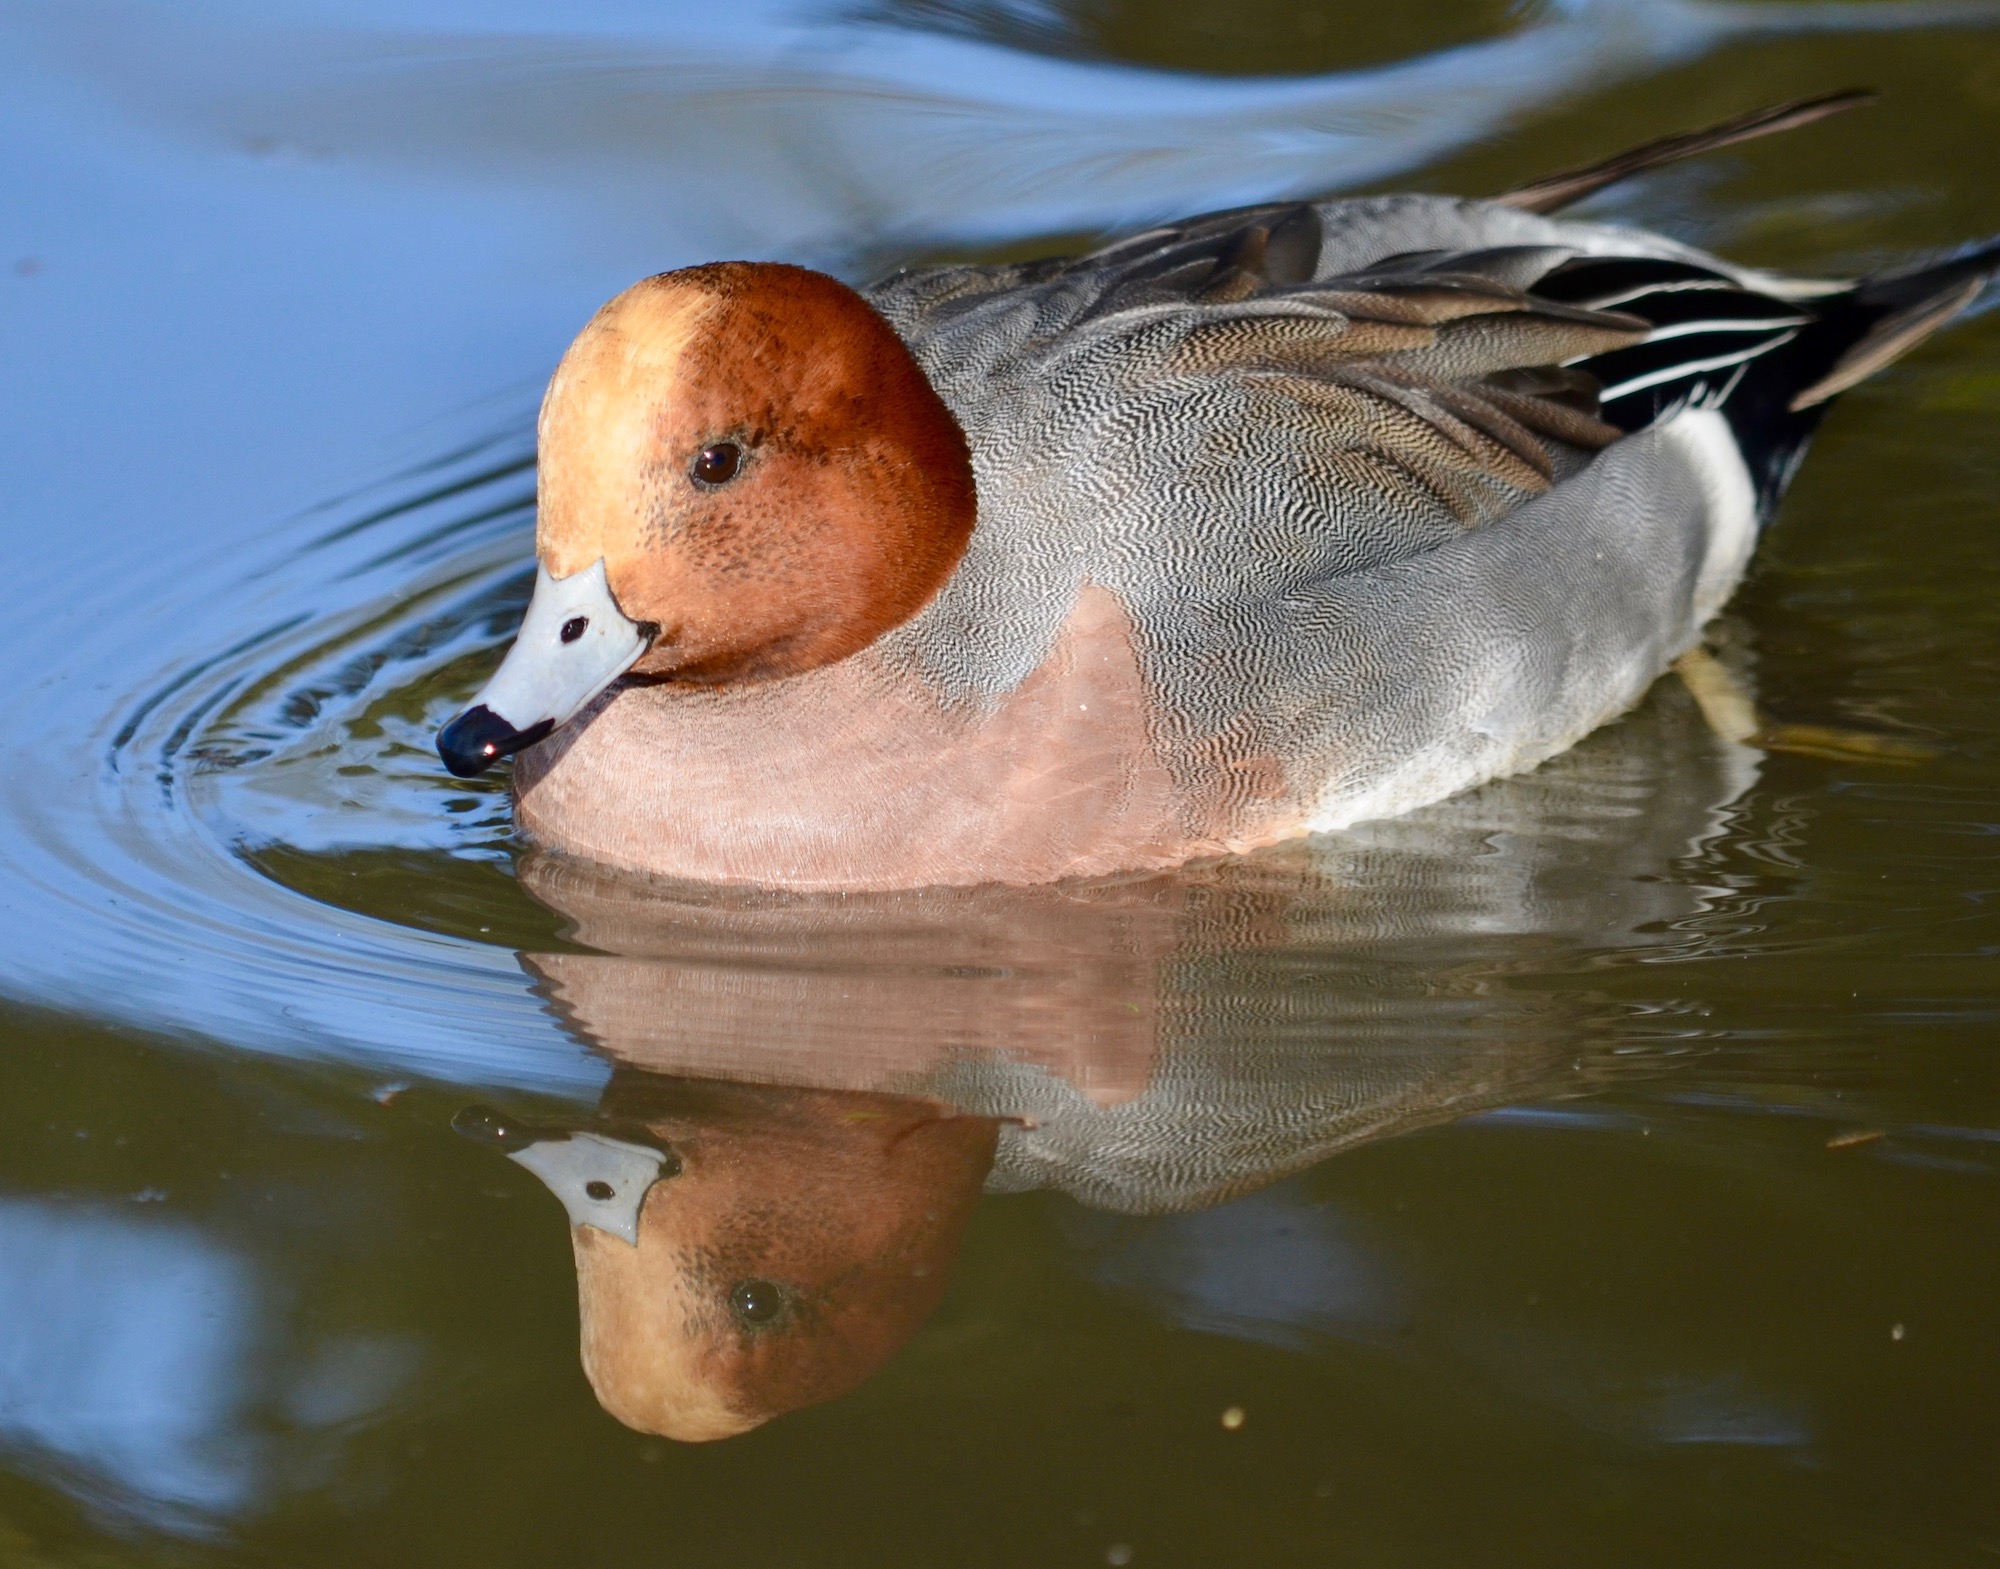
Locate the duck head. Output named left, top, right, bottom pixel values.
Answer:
left=460, top=1078, right=998, bottom=1441
left=438, top=263, right=977, bottom=777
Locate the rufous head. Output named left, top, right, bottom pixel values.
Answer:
left=438, top=262, right=976, bottom=777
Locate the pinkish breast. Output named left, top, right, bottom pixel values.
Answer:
left=511, top=584, right=1244, bottom=890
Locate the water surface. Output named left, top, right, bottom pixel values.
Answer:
left=4, top=0, right=2000, bottom=1561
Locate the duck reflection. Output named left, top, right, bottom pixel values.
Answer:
left=457, top=1081, right=994, bottom=1441
left=469, top=681, right=1760, bottom=1439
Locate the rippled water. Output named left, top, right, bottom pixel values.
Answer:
left=5, top=0, right=2000, bottom=1560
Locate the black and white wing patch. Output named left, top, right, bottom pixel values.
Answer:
left=1538, top=259, right=1807, bottom=411
left=1529, top=255, right=1830, bottom=506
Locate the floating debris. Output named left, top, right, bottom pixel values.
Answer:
left=1221, top=1406, right=1246, bottom=1431
left=1826, top=1129, right=1885, bottom=1150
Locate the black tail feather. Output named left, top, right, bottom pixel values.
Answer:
left=1791, top=237, right=2000, bottom=408
left=1531, top=244, right=2000, bottom=509
left=1852, top=235, right=2000, bottom=311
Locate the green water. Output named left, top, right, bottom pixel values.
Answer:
left=3, top=0, right=1999, bottom=1562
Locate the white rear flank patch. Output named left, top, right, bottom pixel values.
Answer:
left=1662, top=407, right=1759, bottom=623
left=1300, top=408, right=1761, bottom=841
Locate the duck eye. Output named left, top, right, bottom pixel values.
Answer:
left=729, top=1279, right=785, bottom=1324
left=560, top=616, right=588, bottom=644
left=691, top=442, right=742, bottom=486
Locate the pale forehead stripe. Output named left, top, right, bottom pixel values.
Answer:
left=537, top=281, right=724, bottom=578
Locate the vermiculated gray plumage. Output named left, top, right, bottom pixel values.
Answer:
left=861, top=194, right=1992, bottom=852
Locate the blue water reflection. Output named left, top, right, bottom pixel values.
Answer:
left=0, top=1199, right=259, bottom=1529
left=20, top=0, right=2000, bottom=261
left=3, top=0, right=1997, bottom=1087
left=1071, top=1184, right=1403, bottom=1349
left=1069, top=1181, right=1815, bottom=1451
left=0, top=1192, right=431, bottom=1534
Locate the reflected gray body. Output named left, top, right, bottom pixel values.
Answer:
left=936, top=678, right=1757, bottom=1210
left=524, top=675, right=1757, bottom=1213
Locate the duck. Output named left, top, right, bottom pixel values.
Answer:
left=438, top=92, right=1998, bottom=892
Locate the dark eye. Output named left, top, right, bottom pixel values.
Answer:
left=729, top=1279, right=785, bottom=1324
left=560, top=616, right=588, bottom=644
left=691, top=442, right=742, bottom=486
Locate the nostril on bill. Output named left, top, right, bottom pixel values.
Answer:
left=560, top=616, right=588, bottom=643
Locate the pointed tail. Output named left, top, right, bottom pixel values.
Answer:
left=1788, top=237, right=2000, bottom=408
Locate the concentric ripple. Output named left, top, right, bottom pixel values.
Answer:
left=0, top=380, right=1809, bottom=1109
left=5, top=0, right=1997, bottom=1106
left=0, top=419, right=613, bottom=1096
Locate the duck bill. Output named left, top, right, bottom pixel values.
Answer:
left=438, top=558, right=650, bottom=778
left=453, top=1106, right=676, bottom=1246
left=506, top=1131, right=676, bottom=1246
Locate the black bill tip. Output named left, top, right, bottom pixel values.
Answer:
left=437, top=705, right=553, bottom=778
left=451, top=1103, right=543, bottom=1153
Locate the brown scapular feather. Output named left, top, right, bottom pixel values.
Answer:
left=1380, top=309, right=1646, bottom=382
left=1475, top=386, right=1623, bottom=452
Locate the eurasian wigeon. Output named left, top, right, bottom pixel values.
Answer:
left=439, top=93, right=1996, bottom=890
